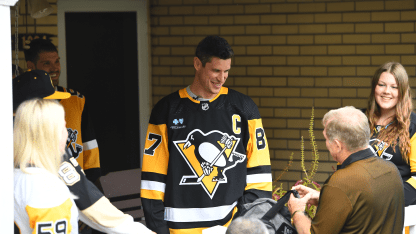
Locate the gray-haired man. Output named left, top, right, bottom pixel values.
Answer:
left=288, top=106, right=404, bottom=234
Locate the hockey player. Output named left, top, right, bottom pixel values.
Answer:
left=141, top=36, right=272, bottom=233
left=24, top=39, right=101, bottom=184
left=13, top=70, right=155, bottom=234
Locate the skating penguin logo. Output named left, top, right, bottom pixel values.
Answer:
left=174, top=129, right=246, bottom=198
left=66, top=128, right=83, bottom=159
left=369, top=138, right=393, bottom=160
left=369, top=127, right=393, bottom=160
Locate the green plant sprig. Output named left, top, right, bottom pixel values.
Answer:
left=272, top=107, right=321, bottom=219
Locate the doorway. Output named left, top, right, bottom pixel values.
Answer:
left=65, top=12, right=139, bottom=174
left=58, top=0, right=150, bottom=175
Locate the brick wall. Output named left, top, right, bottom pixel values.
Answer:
left=150, top=0, right=416, bottom=190
left=11, top=0, right=416, bottom=190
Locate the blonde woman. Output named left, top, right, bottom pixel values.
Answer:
left=13, top=71, right=155, bottom=234
left=13, top=99, right=78, bottom=233
left=366, top=61, right=416, bottom=206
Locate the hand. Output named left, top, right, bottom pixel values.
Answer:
left=201, top=162, right=213, bottom=176
left=288, top=193, right=313, bottom=234
left=288, top=193, right=309, bottom=215
left=221, top=134, right=233, bottom=149
left=292, top=185, right=320, bottom=206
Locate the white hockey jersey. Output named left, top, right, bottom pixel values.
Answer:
left=14, top=167, right=79, bottom=234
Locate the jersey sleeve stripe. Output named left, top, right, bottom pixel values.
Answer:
left=407, top=177, right=416, bottom=189
left=168, top=207, right=237, bottom=234
left=83, top=148, right=100, bottom=169
left=83, top=140, right=98, bottom=151
left=141, top=180, right=166, bottom=193
left=246, top=173, right=272, bottom=183
left=141, top=189, right=165, bottom=201
left=164, top=201, right=237, bottom=222
left=245, top=182, right=272, bottom=191
left=247, top=165, right=271, bottom=175
left=142, top=172, right=167, bottom=183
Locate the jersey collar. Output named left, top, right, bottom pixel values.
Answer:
left=179, top=87, right=228, bottom=103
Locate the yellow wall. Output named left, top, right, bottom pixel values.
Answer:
left=12, top=0, right=416, bottom=190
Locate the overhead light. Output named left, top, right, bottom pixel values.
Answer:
left=27, top=0, right=54, bottom=19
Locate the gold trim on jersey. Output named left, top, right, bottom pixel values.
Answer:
left=83, top=147, right=100, bottom=169
left=141, top=189, right=165, bottom=201
left=407, top=177, right=416, bottom=189
left=246, top=182, right=272, bottom=191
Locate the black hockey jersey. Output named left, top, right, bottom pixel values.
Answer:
left=369, top=112, right=416, bottom=205
left=141, top=87, right=272, bottom=233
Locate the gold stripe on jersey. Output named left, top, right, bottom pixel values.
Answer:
left=142, top=123, right=169, bottom=174
left=246, top=182, right=273, bottom=191
left=407, top=177, right=416, bottom=189
left=410, top=133, right=416, bottom=174
left=247, top=118, right=271, bottom=168
left=141, top=189, right=165, bottom=201
left=178, top=87, right=228, bottom=103
left=26, top=198, right=73, bottom=233
left=179, top=88, right=199, bottom=103
left=168, top=206, right=237, bottom=234
left=84, top=147, right=100, bottom=169
left=209, top=87, right=228, bottom=102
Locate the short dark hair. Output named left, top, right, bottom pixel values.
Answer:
left=195, top=36, right=234, bottom=66
left=24, top=39, right=58, bottom=63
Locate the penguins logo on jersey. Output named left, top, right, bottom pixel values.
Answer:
left=174, top=129, right=246, bottom=199
left=369, top=138, right=393, bottom=160
left=66, top=128, right=83, bottom=159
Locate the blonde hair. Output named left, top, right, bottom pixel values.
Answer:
left=323, top=106, right=370, bottom=152
left=366, top=62, right=413, bottom=163
left=14, top=99, right=65, bottom=177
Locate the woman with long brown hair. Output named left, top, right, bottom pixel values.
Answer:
left=366, top=61, right=416, bottom=206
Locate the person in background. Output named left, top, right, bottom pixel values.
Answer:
left=141, top=35, right=272, bottom=233
left=365, top=61, right=416, bottom=207
left=226, top=217, right=268, bottom=234
left=24, top=38, right=101, bottom=183
left=13, top=70, right=155, bottom=234
left=288, top=106, right=404, bottom=234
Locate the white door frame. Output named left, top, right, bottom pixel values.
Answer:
left=0, top=1, right=19, bottom=232
left=57, top=0, right=151, bottom=167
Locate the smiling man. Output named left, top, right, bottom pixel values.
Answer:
left=24, top=39, right=101, bottom=184
left=141, top=36, right=272, bottom=233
